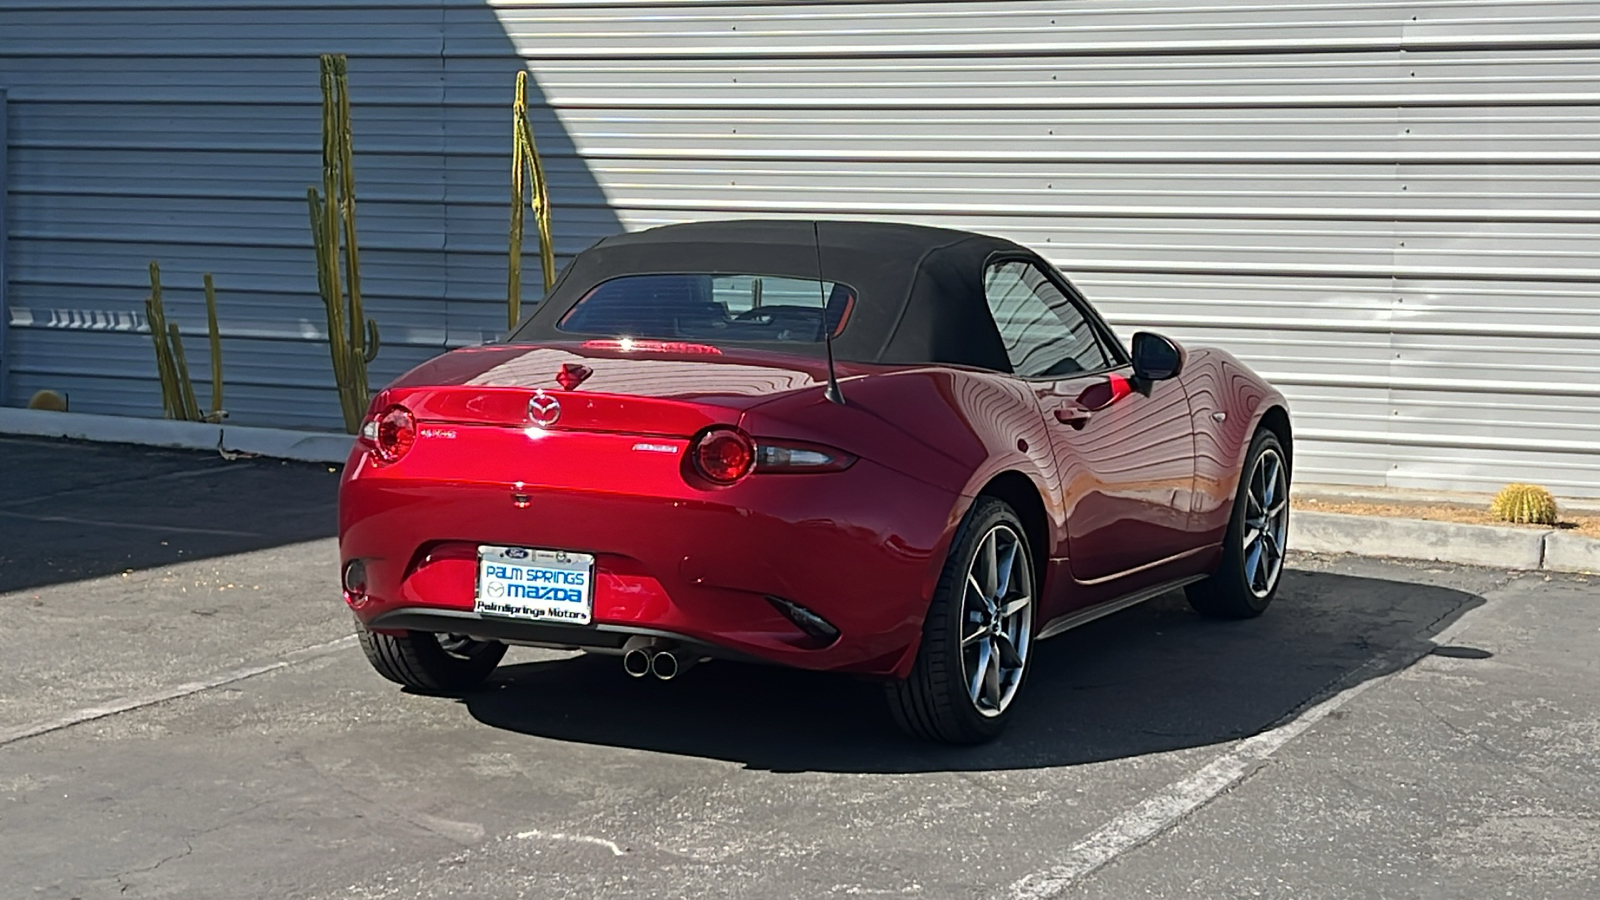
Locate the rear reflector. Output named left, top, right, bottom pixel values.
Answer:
left=765, top=595, right=840, bottom=643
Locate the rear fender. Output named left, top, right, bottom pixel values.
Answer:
left=742, top=368, right=1063, bottom=675
left=1181, top=347, right=1290, bottom=542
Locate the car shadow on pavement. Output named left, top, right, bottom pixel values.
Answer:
left=463, top=568, right=1484, bottom=773
left=0, top=437, right=340, bottom=594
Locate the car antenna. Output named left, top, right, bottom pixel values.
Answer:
left=813, top=220, right=846, bottom=406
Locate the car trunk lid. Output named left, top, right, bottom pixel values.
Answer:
left=383, top=342, right=844, bottom=437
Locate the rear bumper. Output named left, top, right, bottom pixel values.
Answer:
left=339, top=447, right=962, bottom=678
left=366, top=607, right=765, bottom=665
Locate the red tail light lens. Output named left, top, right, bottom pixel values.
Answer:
left=361, top=405, right=416, bottom=464
left=691, top=428, right=755, bottom=485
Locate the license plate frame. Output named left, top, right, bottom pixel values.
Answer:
left=474, top=545, right=595, bottom=625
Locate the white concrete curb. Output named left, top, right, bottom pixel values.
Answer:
left=0, top=408, right=353, bottom=464
left=1291, top=510, right=1599, bottom=575
left=1543, top=531, right=1600, bottom=575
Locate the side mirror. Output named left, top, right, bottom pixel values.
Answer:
left=1131, top=331, right=1184, bottom=382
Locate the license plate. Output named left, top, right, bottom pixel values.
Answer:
left=475, top=545, right=594, bottom=625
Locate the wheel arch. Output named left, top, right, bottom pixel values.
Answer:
left=1255, top=404, right=1293, bottom=475
left=975, top=470, right=1051, bottom=586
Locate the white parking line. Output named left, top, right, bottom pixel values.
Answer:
left=1007, top=671, right=1388, bottom=898
left=515, top=828, right=629, bottom=857
left=0, top=634, right=357, bottom=747
left=1008, top=575, right=1507, bottom=899
left=1025, top=617, right=1495, bottom=900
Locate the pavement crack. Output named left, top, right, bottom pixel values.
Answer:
left=113, top=839, right=194, bottom=891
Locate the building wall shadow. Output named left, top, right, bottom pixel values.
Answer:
left=0, top=1, right=622, bottom=425
left=462, top=569, right=1484, bottom=773
left=0, top=437, right=338, bottom=594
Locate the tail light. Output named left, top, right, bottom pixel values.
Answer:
left=690, top=428, right=755, bottom=485
left=688, top=429, right=856, bottom=486
left=360, top=405, right=416, bottom=464
left=754, top=441, right=856, bottom=474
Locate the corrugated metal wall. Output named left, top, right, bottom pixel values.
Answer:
left=0, top=0, right=621, bottom=429
left=3, top=1, right=1599, bottom=495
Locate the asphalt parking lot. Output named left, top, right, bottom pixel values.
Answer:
left=3, top=435, right=1598, bottom=899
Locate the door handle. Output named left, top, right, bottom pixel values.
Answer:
left=1054, top=404, right=1093, bottom=430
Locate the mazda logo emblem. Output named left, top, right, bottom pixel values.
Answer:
left=528, top=390, right=561, bottom=428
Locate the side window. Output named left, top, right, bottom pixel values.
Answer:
left=983, top=261, right=1112, bottom=378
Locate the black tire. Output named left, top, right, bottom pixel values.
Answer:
left=358, top=627, right=507, bottom=693
left=887, top=497, right=1037, bottom=744
left=1186, top=429, right=1290, bottom=619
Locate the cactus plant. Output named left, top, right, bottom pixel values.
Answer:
left=307, top=53, right=379, bottom=433
left=203, top=273, right=224, bottom=420
left=1490, top=484, right=1558, bottom=526
left=507, top=69, right=556, bottom=331
left=144, top=261, right=227, bottom=423
left=28, top=389, right=68, bottom=412
left=169, top=324, right=201, bottom=422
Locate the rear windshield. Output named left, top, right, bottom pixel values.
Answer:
left=556, top=274, right=855, bottom=344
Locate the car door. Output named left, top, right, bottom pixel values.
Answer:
left=982, top=258, right=1197, bottom=591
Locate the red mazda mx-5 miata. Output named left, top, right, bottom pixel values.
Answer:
left=339, top=220, right=1291, bottom=743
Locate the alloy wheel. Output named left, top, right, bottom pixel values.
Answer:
left=1243, top=447, right=1289, bottom=598
left=959, top=524, right=1033, bottom=717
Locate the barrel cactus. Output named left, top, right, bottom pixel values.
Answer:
left=1490, top=484, right=1558, bottom=526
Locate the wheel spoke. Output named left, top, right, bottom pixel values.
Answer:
left=995, top=538, right=1020, bottom=600
left=1244, top=540, right=1264, bottom=590
left=968, top=640, right=992, bottom=702
left=961, top=627, right=987, bottom=648
left=1262, top=455, right=1280, bottom=506
left=1243, top=526, right=1262, bottom=550
left=1261, top=529, right=1282, bottom=569
left=1000, top=596, right=1031, bottom=619
left=995, top=632, right=1024, bottom=669
left=983, top=640, right=1003, bottom=708
left=966, top=572, right=985, bottom=602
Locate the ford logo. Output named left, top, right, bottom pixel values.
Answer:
left=528, top=390, right=561, bottom=428
left=503, top=548, right=530, bottom=559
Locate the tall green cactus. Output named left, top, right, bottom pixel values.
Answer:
left=144, top=261, right=226, bottom=423
left=507, top=69, right=556, bottom=331
left=203, top=273, right=224, bottom=420
left=308, top=53, right=379, bottom=434
left=145, top=261, right=182, bottom=419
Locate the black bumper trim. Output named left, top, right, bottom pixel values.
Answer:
left=365, top=607, right=755, bottom=662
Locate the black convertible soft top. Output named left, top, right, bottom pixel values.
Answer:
left=511, top=219, right=1033, bottom=371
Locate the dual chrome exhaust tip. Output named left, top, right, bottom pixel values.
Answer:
left=621, top=637, right=698, bottom=681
